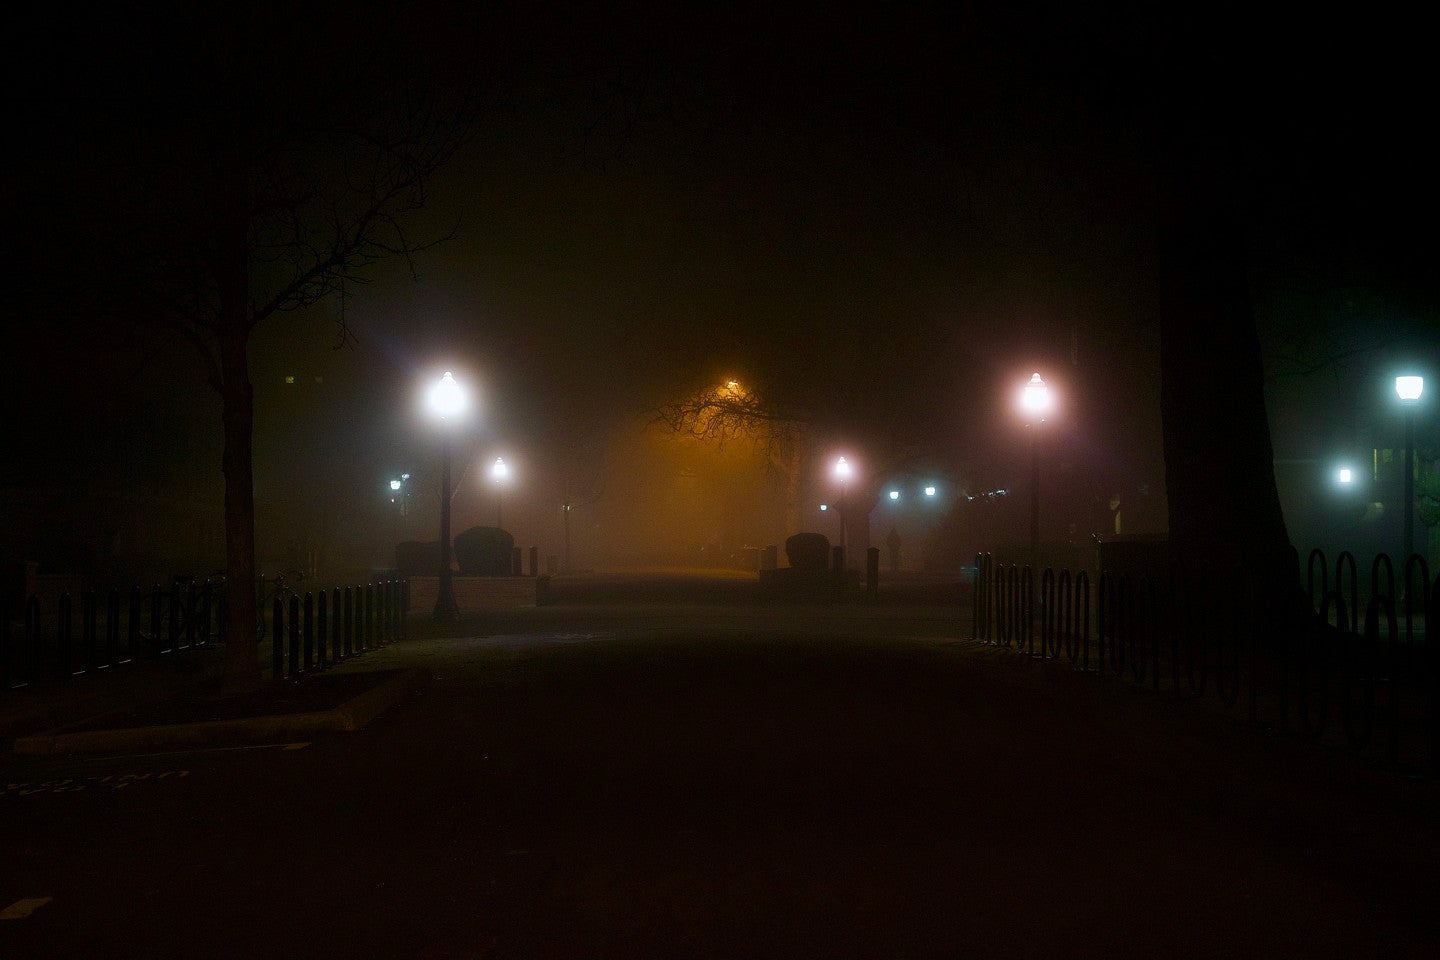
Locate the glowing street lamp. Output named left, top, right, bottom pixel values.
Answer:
left=1396, top=375, right=1424, bottom=562
left=1019, top=372, right=1052, bottom=570
left=388, top=472, right=412, bottom=515
left=427, top=371, right=466, bottom=621
left=491, top=456, right=510, bottom=529
left=834, top=456, right=852, bottom=557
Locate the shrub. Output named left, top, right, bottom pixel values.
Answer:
left=785, top=532, right=831, bottom=570
left=454, top=526, right=516, bottom=576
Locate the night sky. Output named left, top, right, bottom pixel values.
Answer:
left=4, top=3, right=1436, bottom=576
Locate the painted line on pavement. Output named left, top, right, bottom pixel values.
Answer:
left=0, top=897, right=54, bottom=920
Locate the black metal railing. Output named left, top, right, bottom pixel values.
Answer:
left=264, top=580, right=410, bottom=681
left=972, top=548, right=1438, bottom=773
left=3, top=578, right=411, bottom=691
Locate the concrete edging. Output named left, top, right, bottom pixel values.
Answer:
left=11, top=668, right=431, bottom=758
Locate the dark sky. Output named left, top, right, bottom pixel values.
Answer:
left=5, top=2, right=1437, bottom=568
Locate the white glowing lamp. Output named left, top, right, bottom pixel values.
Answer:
left=428, top=371, right=466, bottom=420
left=1021, top=372, right=1051, bottom=418
left=1396, top=375, right=1424, bottom=403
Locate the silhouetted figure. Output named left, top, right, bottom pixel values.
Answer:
left=886, top=526, right=901, bottom=574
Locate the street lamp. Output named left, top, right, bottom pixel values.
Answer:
left=388, top=473, right=412, bottom=515
left=834, top=456, right=852, bottom=558
left=427, top=371, right=466, bottom=621
left=491, top=456, right=509, bottom=529
left=1019, top=372, right=1052, bottom=570
left=1396, top=374, right=1424, bottom=562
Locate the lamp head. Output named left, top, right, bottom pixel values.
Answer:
left=1021, top=372, right=1051, bottom=419
left=428, top=371, right=467, bottom=420
left=1396, top=375, right=1424, bottom=403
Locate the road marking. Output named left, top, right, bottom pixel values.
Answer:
left=0, top=897, right=53, bottom=920
left=75, top=741, right=312, bottom=762
left=1, top=771, right=191, bottom=798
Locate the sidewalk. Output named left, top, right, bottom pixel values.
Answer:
left=4, top=600, right=1438, bottom=957
left=0, top=641, right=425, bottom=759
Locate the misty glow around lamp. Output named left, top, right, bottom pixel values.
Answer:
left=428, top=371, right=467, bottom=621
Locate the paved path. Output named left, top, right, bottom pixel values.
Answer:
left=2, top=604, right=1438, bottom=958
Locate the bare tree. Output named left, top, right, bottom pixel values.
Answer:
left=656, top=378, right=816, bottom=534
left=655, top=373, right=960, bottom=556
left=17, top=8, right=492, bottom=689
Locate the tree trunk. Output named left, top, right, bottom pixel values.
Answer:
left=1157, top=203, right=1291, bottom=569
left=1153, top=117, right=1307, bottom=629
left=214, top=146, right=260, bottom=689
left=219, top=324, right=261, bottom=690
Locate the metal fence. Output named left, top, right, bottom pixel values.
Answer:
left=2, top=578, right=410, bottom=691
left=972, top=549, right=1438, bottom=772
left=261, top=581, right=409, bottom=680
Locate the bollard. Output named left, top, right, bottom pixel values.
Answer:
left=343, top=586, right=353, bottom=657
left=303, top=592, right=314, bottom=671
left=400, top=580, right=410, bottom=639
left=367, top=583, right=375, bottom=648
left=26, top=596, right=41, bottom=687
left=288, top=594, right=301, bottom=677
left=106, top=590, right=121, bottom=668
left=1, top=609, right=11, bottom=690
left=129, top=587, right=142, bottom=662
left=271, top=596, right=284, bottom=680
left=318, top=590, right=329, bottom=666
left=82, top=591, right=98, bottom=673
left=363, top=584, right=373, bottom=651
left=56, top=593, right=73, bottom=679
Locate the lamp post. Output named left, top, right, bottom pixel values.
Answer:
left=1020, top=372, right=1051, bottom=571
left=428, top=371, right=466, bottom=621
left=491, top=456, right=509, bottom=529
left=388, top=473, right=411, bottom=558
left=562, top=502, right=573, bottom=574
left=834, top=456, right=852, bottom=559
left=1396, top=375, right=1424, bottom=562
left=388, top=473, right=412, bottom=516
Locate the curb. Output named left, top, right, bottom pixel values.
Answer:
left=11, top=668, right=431, bottom=758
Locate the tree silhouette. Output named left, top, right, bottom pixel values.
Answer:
left=13, top=7, right=489, bottom=687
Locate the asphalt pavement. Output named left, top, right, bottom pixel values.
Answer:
left=2, top=579, right=1438, bottom=958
